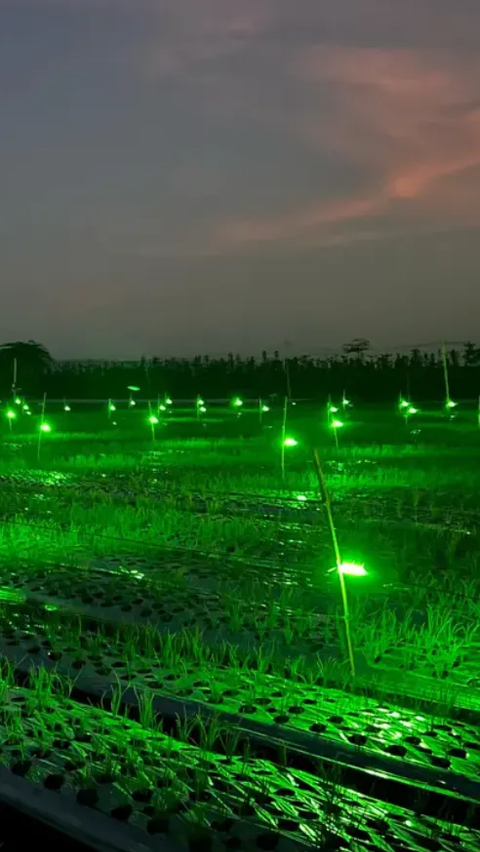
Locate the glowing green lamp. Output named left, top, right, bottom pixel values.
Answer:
left=283, top=437, right=298, bottom=447
left=40, top=423, right=52, bottom=433
left=232, top=397, right=243, bottom=408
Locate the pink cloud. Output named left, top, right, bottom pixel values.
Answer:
left=210, top=46, right=480, bottom=253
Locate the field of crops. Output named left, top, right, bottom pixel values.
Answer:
left=1, top=397, right=480, bottom=851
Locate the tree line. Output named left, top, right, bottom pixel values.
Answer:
left=1, top=339, right=480, bottom=401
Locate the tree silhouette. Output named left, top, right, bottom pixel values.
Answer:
left=0, top=340, right=54, bottom=392
left=342, top=338, right=371, bottom=358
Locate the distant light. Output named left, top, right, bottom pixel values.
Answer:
left=197, top=398, right=205, bottom=406
left=399, top=399, right=409, bottom=409
left=407, top=406, right=418, bottom=415
left=22, top=404, right=30, bottom=411
left=149, top=416, right=159, bottom=425
left=129, top=399, right=136, bottom=407
left=40, top=423, right=51, bottom=433
left=127, top=385, right=140, bottom=392
left=159, top=404, right=167, bottom=411
left=331, top=419, right=344, bottom=429
left=14, top=397, right=22, bottom=405
left=200, top=406, right=207, bottom=413
left=329, top=405, right=339, bottom=414
left=6, top=410, right=16, bottom=419
left=232, top=398, right=243, bottom=407
left=283, top=437, right=298, bottom=447
left=165, top=398, right=173, bottom=405
left=261, top=405, right=270, bottom=412
left=109, top=403, right=116, bottom=412
left=446, top=400, right=457, bottom=408
left=64, top=405, right=71, bottom=412
left=296, top=494, right=307, bottom=502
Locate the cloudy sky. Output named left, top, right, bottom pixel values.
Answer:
left=1, top=0, right=480, bottom=358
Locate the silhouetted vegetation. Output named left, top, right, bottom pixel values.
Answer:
left=2, top=339, right=480, bottom=401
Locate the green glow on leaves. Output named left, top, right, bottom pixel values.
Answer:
left=338, top=562, right=367, bottom=577
left=127, top=385, right=140, bottom=392
left=40, top=423, right=52, bottom=433
left=6, top=410, right=16, bottom=419
left=232, top=398, right=243, bottom=407
left=149, top=415, right=159, bottom=425
left=296, top=494, right=308, bottom=502
left=0, top=587, right=26, bottom=603
left=331, top=419, right=344, bottom=429
left=283, top=437, right=298, bottom=447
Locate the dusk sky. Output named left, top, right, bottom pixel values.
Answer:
left=2, top=0, right=480, bottom=359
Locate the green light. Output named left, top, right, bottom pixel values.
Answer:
left=446, top=399, right=457, bottom=408
left=197, top=398, right=205, bottom=407
left=232, top=398, right=243, bottom=407
left=127, top=385, right=140, bottom=392
left=129, top=399, right=136, bottom=407
left=296, top=494, right=307, bottom=502
left=329, top=405, right=339, bottom=414
left=22, top=404, right=30, bottom=411
left=40, top=423, right=52, bottom=433
left=0, top=587, right=26, bottom=603
left=331, top=419, right=344, bottom=429
left=407, top=406, right=418, bottom=415
left=261, top=405, right=270, bottom=412
left=6, top=410, right=16, bottom=420
left=159, top=404, right=167, bottom=411
left=165, top=398, right=173, bottom=405
left=64, top=405, right=71, bottom=412
left=338, top=562, right=367, bottom=577
left=283, top=437, right=298, bottom=447
left=149, top=415, right=159, bottom=425
left=200, top=406, right=207, bottom=413
left=399, top=399, right=409, bottom=409
left=109, top=403, right=116, bottom=412
left=14, top=397, right=22, bottom=405
left=44, top=603, right=59, bottom=611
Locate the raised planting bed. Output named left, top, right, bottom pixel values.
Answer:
left=1, top=615, right=480, bottom=821
left=0, top=675, right=480, bottom=852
